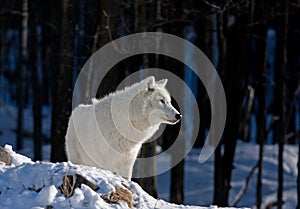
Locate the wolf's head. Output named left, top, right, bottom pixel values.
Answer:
left=137, top=76, right=182, bottom=126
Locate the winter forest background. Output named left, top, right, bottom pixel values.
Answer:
left=0, top=0, right=300, bottom=208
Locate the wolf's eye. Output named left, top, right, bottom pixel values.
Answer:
left=160, top=99, right=165, bottom=104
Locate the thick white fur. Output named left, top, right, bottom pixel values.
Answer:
left=65, top=76, right=181, bottom=179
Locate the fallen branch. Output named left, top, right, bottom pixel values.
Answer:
left=101, top=186, right=133, bottom=208
left=232, top=162, right=259, bottom=206
left=59, top=174, right=99, bottom=197
left=265, top=200, right=285, bottom=209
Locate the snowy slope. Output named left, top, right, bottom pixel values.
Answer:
left=0, top=145, right=247, bottom=209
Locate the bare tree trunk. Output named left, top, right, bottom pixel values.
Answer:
left=213, top=9, right=227, bottom=205
left=17, top=0, right=29, bottom=150
left=170, top=139, right=184, bottom=203
left=192, top=2, right=212, bottom=148
left=256, top=45, right=267, bottom=209
left=29, top=0, right=42, bottom=161
left=224, top=12, right=250, bottom=206
left=255, top=17, right=266, bottom=209
left=251, top=1, right=271, bottom=208
left=276, top=1, right=289, bottom=208
left=289, top=1, right=300, bottom=208
left=213, top=2, right=251, bottom=206
left=167, top=0, right=185, bottom=204
left=256, top=118, right=265, bottom=209
left=39, top=3, right=51, bottom=108
left=50, top=0, right=76, bottom=162
left=255, top=28, right=267, bottom=209
left=214, top=144, right=222, bottom=204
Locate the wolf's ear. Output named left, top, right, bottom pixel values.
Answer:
left=156, top=79, right=168, bottom=87
left=144, top=76, right=155, bottom=91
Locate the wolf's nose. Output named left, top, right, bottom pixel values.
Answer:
left=175, top=114, right=182, bottom=120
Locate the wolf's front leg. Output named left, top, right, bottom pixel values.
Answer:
left=114, top=158, right=134, bottom=180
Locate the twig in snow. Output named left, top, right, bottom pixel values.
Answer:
left=232, top=162, right=259, bottom=206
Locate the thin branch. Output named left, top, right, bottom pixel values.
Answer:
left=233, top=116, right=278, bottom=206
left=99, top=0, right=126, bottom=54
left=100, top=0, right=113, bottom=43
left=290, top=2, right=300, bottom=9
left=201, top=0, right=222, bottom=11
left=265, top=200, right=284, bottom=209
left=91, top=24, right=101, bottom=53
left=105, top=15, right=114, bottom=44
left=152, top=19, right=190, bottom=28
left=232, top=163, right=258, bottom=206
left=0, top=10, right=23, bottom=16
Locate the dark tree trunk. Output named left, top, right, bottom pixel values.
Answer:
left=83, top=0, right=101, bottom=56
left=50, top=0, right=76, bottom=162
left=213, top=9, right=227, bottom=205
left=39, top=3, right=51, bottom=107
left=170, top=154, right=184, bottom=204
left=255, top=37, right=267, bottom=209
left=224, top=13, right=250, bottom=206
left=213, top=2, right=251, bottom=206
left=166, top=0, right=185, bottom=204
left=252, top=0, right=270, bottom=207
left=213, top=144, right=222, bottom=204
left=29, top=0, right=42, bottom=161
left=274, top=0, right=289, bottom=208
left=49, top=1, right=64, bottom=162
left=288, top=1, right=300, bottom=208
left=16, top=0, right=29, bottom=150
left=193, top=1, right=212, bottom=148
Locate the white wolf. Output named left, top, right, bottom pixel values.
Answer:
left=65, top=76, right=181, bottom=179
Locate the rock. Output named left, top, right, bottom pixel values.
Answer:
left=0, top=146, right=12, bottom=165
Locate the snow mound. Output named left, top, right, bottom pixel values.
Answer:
left=0, top=145, right=247, bottom=209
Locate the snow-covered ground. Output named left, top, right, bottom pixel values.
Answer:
left=157, top=142, right=298, bottom=208
left=0, top=105, right=298, bottom=208
left=0, top=145, right=246, bottom=209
